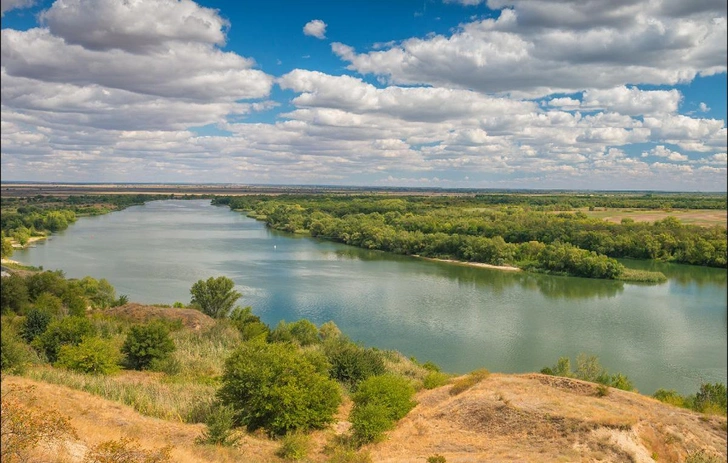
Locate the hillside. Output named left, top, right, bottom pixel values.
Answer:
left=4, top=372, right=725, bottom=463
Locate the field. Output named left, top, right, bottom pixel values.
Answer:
left=562, top=208, right=727, bottom=227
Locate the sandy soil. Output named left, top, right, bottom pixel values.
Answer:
left=413, top=255, right=522, bottom=272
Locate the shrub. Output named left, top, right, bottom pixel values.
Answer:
left=33, top=293, right=64, bottom=317
left=350, top=403, right=393, bottom=445
left=56, top=336, right=121, bottom=375
left=541, top=357, right=572, bottom=377
left=449, top=369, right=490, bottom=396
left=595, top=384, right=610, bottom=397
left=1, top=324, right=38, bottom=374
left=423, top=371, right=450, bottom=390
left=325, top=340, right=386, bottom=389
left=350, top=375, right=416, bottom=444
left=427, top=455, right=447, bottom=463
left=122, top=321, right=176, bottom=370
left=195, top=403, right=239, bottom=447
left=229, top=306, right=269, bottom=341
left=26, top=270, right=66, bottom=301
left=685, top=450, right=722, bottom=463
left=21, top=308, right=52, bottom=342
left=653, top=389, right=686, bottom=407
left=422, top=361, right=441, bottom=372
left=609, top=373, right=634, bottom=391
left=34, top=316, right=95, bottom=363
left=1, top=274, right=29, bottom=315
left=218, top=340, right=342, bottom=435
left=289, top=319, right=320, bottom=346
left=276, top=432, right=311, bottom=461
left=83, top=437, right=172, bottom=463
left=693, top=382, right=727, bottom=415
left=319, top=320, right=342, bottom=341
left=325, top=445, right=372, bottom=463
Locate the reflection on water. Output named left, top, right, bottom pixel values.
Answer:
left=14, top=200, right=727, bottom=395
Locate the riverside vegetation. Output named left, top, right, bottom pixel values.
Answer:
left=211, top=193, right=726, bottom=281
left=2, top=270, right=726, bottom=462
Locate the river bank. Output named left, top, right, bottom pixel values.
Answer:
left=412, top=255, right=522, bottom=272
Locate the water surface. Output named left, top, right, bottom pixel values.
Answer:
left=15, top=200, right=727, bottom=394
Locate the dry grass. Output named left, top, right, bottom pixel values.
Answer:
left=367, top=373, right=727, bottom=463
left=105, top=304, right=215, bottom=331
left=570, top=208, right=727, bottom=228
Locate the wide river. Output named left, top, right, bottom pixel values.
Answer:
left=14, top=200, right=727, bottom=394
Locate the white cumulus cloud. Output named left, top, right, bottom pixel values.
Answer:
left=303, top=19, right=327, bottom=39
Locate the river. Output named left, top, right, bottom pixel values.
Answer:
left=13, top=199, right=727, bottom=395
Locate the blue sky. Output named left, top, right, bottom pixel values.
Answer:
left=1, top=0, right=726, bottom=190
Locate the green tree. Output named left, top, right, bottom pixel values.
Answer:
left=1, top=274, right=29, bottom=315
left=122, top=321, right=176, bottom=370
left=190, top=276, right=241, bottom=319
left=1, top=232, right=14, bottom=258
left=34, top=316, right=95, bottom=363
left=218, top=340, right=342, bottom=435
left=21, top=308, right=52, bottom=342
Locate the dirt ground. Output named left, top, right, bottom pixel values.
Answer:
left=4, top=372, right=726, bottom=463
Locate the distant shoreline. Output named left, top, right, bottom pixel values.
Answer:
left=412, top=255, right=522, bottom=272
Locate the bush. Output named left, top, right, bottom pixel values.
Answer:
left=1, top=324, right=38, bottom=374
left=423, top=371, right=450, bottom=390
left=427, top=455, right=447, bottom=463
left=325, top=340, right=386, bottom=389
left=1, top=274, right=29, bottom=314
left=653, top=389, right=685, bottom=407
left=685, top=450, right=722, bottom=463
left=350, top=375, right=416, bottom=444
left=350, top=403, right=393, bottom=444
left=56, top=336, right=121, bottom=375
left=276, top=432, right=311, bottom=461
left=229, top=306, right=269, bottom=341
left=21, top=308, right=53, bottom=342
left=268, top=319, right=320, bottom=346
left=34, top=316, right=95, bottom=363
left=122, top=321, right=176, bottom=370
left=195, top=403, right=239, bottom=446
left=693, top=382, right=727, bottom=415
left=449, top=369, right=490, bottom=396
left=33, top=293, right=64, bottom=317
left=218, top=340, right=342, bottom=435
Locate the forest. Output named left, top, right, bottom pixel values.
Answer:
left=212, top=193, right=727, bottom=280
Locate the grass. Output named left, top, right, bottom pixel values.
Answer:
left=449, top=369, right=490, bottom=396
left=23, top=366, right=216, bottom=423
left=617, top=268, right=668, bottom=283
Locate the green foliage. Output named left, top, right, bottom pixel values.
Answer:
left=75, top=276, right=116, bottom=309
left=541, top=354, right=634, bottom=391
left=122, top=321, right=176, bottom=370
left=230, top=307, right=270, bottom=341
left=609, top=373, right=634, bottom=391
left=325, top=446, right=372, bottom=463
left=449, top=369, right=491, bottom=396
left=112, top=294, right=129, bottom=307
left=1, top=274, right=29, bottom=315
left=693, top=382, right=727, bottom=415
left=218, top=340, right=342, bottom=435
left=595, top=384, right=610, bottom=397
left=427, top=455, right=447, bottom=463
left=1, top=233, right=13, bottom=258
left=653, top=389, right=686, bottom=407
left=83, top=437, right=172, bottom=463
left=319, top=320, right=342, bottom=341
left=350, top=374, right=416, bottom=444
left=324, top=340, right=386, bottom=389
left=21, top=308, right=52, bottom=342
left=195, top=403, right=239, bottom=447
left=35, top=316, right=95, bottom=363
left=423, top=371, right=450, bottom=390
left=190, top=276, right=242, bottom=318
left=1, top=323, right=38, bottom=373
left=56, top=336, right=122, bottom=375
left=350, top=403, right=393, bottom=445
left=33, top=292, right=64, bottom=317
left=26, top=270, right=67, bottom=301
left=270, top=319, right=321, bottom=346
left=276, top=432, right=311, bottom=461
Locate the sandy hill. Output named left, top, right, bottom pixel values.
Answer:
left=3, top=373, right=725, bottom=463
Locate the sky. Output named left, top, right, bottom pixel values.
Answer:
left=1, top=0, right=726, bottom=190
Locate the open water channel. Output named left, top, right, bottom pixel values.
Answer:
left=14, top=199, right=727, bottom=395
